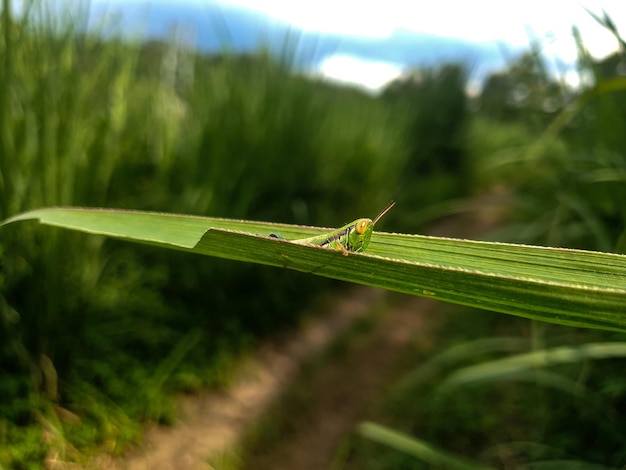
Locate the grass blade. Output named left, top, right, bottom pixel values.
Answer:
left=357, top=422, right=493, bottom=470
left=3, top=207, right=626, bottom=332
left=442, top=342, right=626, bottom=387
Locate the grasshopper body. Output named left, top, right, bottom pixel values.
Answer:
left=273, top=201, right=395, bottom=255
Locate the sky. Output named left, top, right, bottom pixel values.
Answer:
left=89, top=0, right=626, bottom=92
left=216, top=0, right=625, bottom=89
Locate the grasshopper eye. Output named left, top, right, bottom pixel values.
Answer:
left=355, top=219, right=369, bottom=235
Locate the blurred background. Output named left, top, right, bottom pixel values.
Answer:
left=1, top=0, right=625, bottom=468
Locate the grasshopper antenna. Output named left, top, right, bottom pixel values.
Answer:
left=373, top=201, right=395, bottom=225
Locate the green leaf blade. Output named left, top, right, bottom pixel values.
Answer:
left=357, top=422, right=493, bottom=470
left=3, top=207, right=626, bottom=332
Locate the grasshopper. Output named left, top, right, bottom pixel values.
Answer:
left=271, top=201, right=395, bottom=256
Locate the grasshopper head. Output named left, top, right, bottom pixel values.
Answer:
left=345, top=201, right=394, bottom=253
left=348, top=218, right=374, bottom=252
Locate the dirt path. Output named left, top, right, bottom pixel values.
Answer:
left=244, top=295, right=438, bottom=470
left=91, top=286, right=389, bottom=470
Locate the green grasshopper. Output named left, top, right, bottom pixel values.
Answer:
left=270, top=201, right=395, bottom=256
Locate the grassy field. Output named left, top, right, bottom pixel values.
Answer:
left=1, top=3, right=625, bottom=468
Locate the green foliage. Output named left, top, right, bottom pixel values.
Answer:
left=479, top=50, right=567, bottom=130
left=471, top=15, right=626, bottom=252
left=0, top=2, right=427, bottom=467
left=5, top=2, right=625, bottom=469
left=384, top=65, right=470, bottom=231
left=346, top=308, right=626, bottom=469
left=346, top=14, right=626, bottom=468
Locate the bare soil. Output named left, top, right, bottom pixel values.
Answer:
left=244, top=295, right=439, bottom=470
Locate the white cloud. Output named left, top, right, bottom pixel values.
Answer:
left=216, top=0, right=626, bottom=92
left=94, top=0, right=626, bottom=90
left=318, top=55, right=402, bottom=91
left=219, top=0, right=626, bottom=59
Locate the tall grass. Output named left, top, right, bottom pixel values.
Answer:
left=383, top=64, right=470, bottom=232
left=469, top=16, right=626, bottom=252
left=0, top=1, right=473, bottom=466
left=0, top=3, right=163, bottom=464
